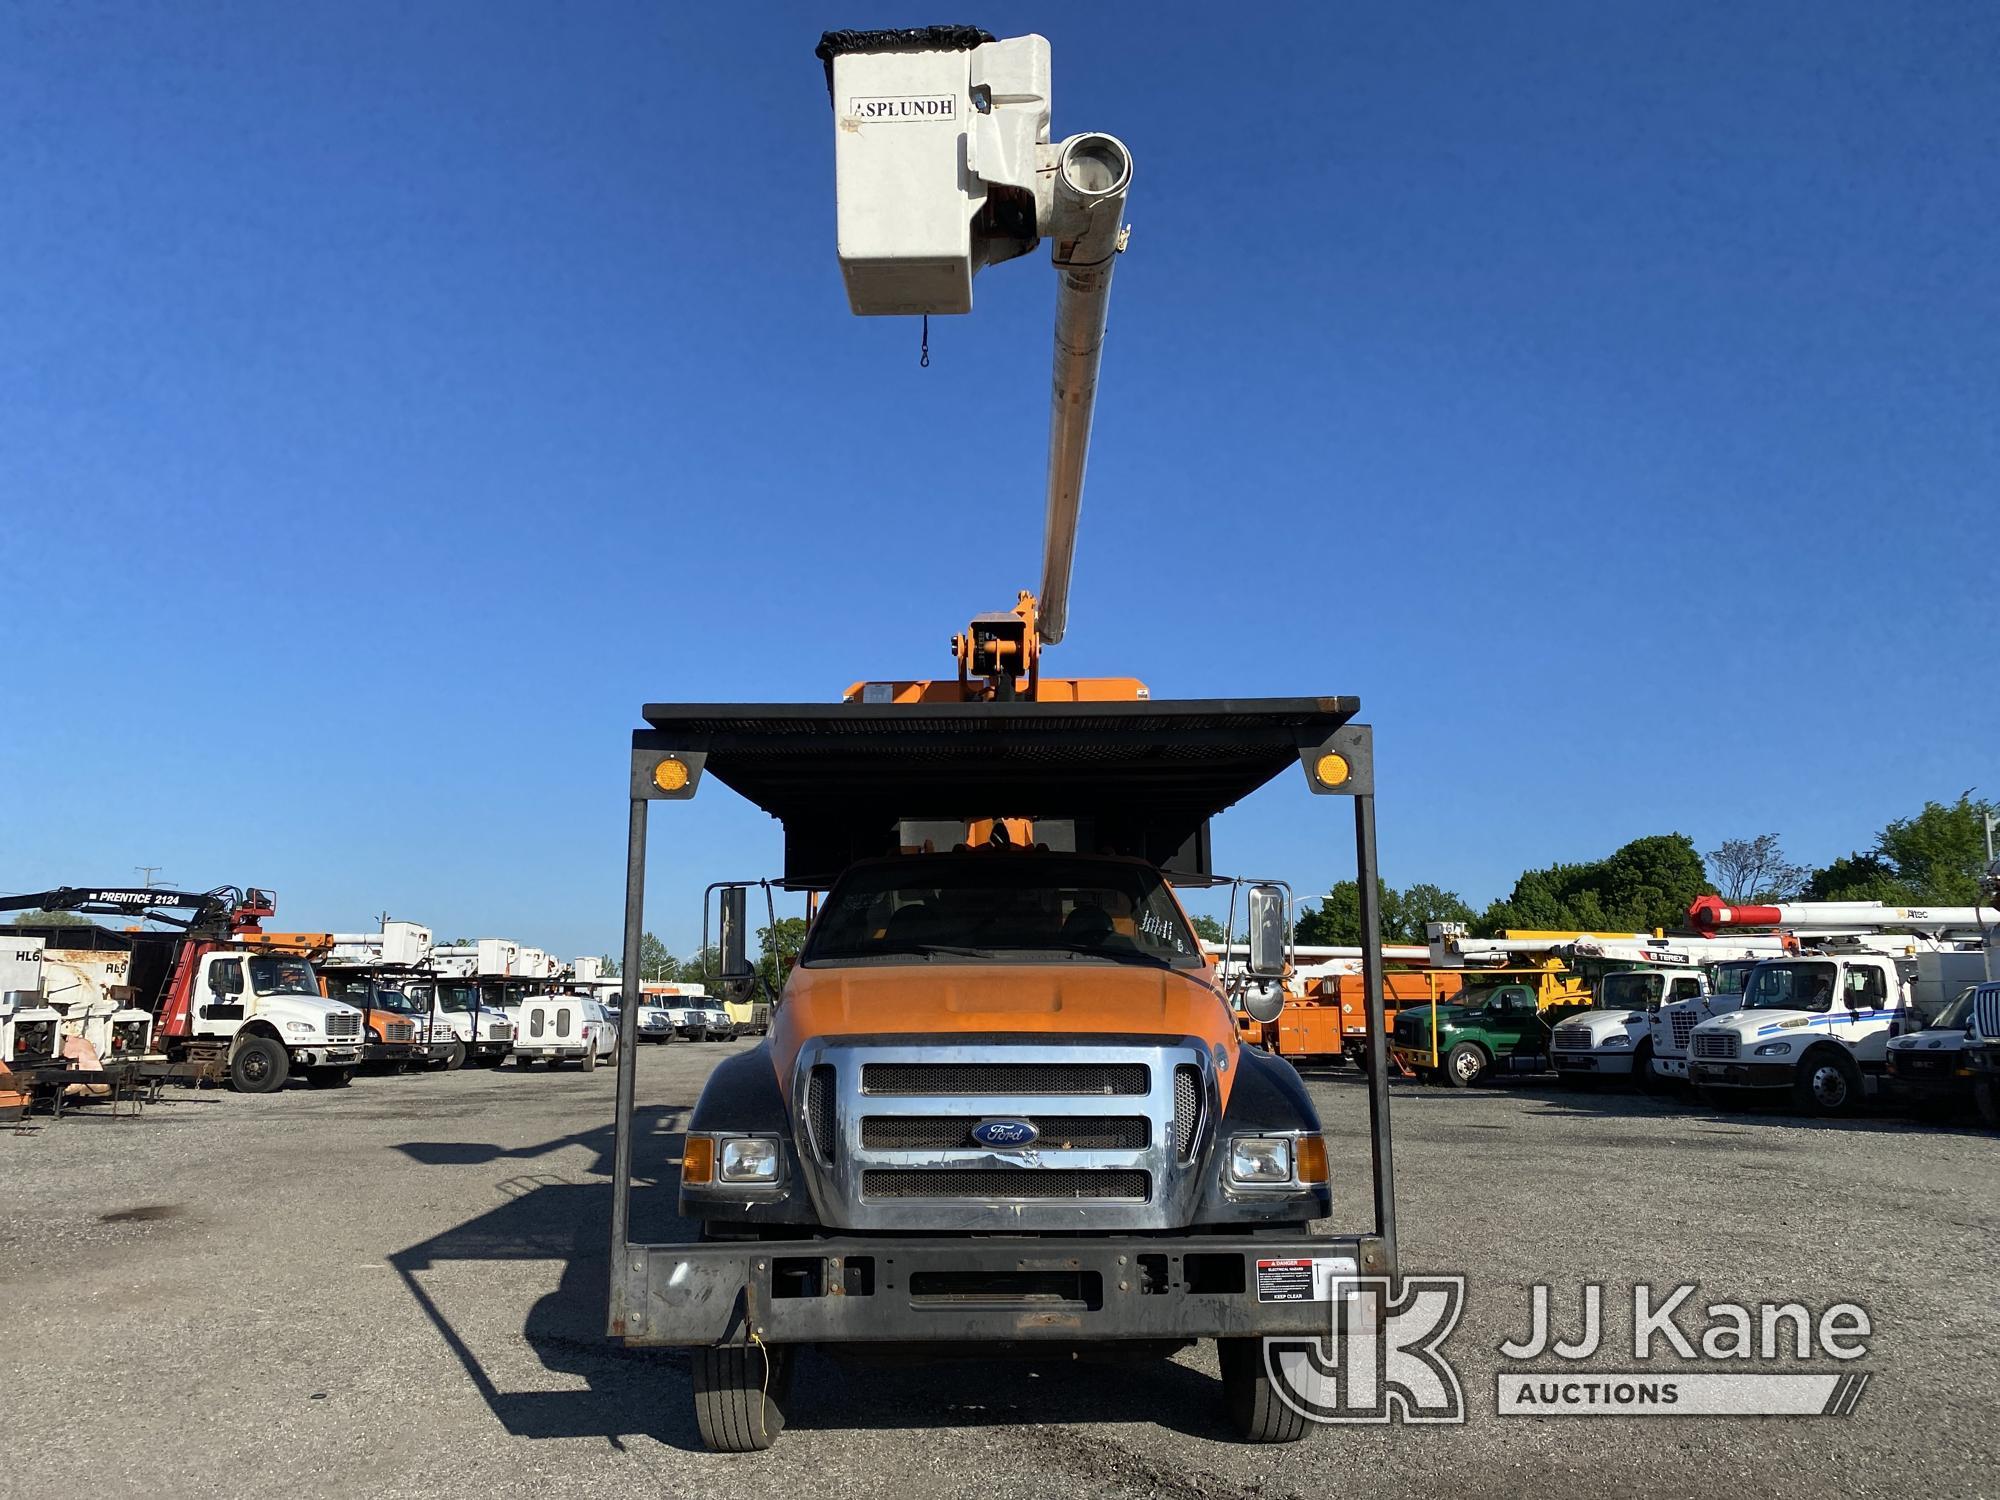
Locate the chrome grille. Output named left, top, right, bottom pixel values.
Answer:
left=1976, top=987, right=2000, bottom=1043
left=1172, top=1064, right=1201, bottom=1159
left=804, top=1041, right=1213, bottom=1232
left=1553, top=1026, right=1595, bottom=1052
left=1670, top=1009, right=1695, bottom=1047
left=326, top=1012, right=361, bottom=1040
left=807, top=1065, right=836, bottom=1164
left=862, top=1061, right=1148, bottom=1096
left=861, top=1115, right=1149, bottom=1150
left=490, top=1023, right=514, bottom=1043
left=863, top=1168, right=1149, bottom=1201
left=1693, top=1031, right=1738, bottom=1060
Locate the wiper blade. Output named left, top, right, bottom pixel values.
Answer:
left=1034, top=941, right=1174, bottom=969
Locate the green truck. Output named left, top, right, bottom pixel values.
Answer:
left=1391, top=982, right=1555, bottom=1086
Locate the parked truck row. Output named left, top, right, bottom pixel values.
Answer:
left=0, top=888, right=764, bottom=1115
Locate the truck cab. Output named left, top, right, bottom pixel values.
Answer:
left=1552, top=967, right=1707, bottom=1086
left=1392, top=981, right=1551, bottom=1086
left=179, top=950, right=365, bottom=1091
left=321, top=975, right=437, bottom=1068
left=1688, top=955, right=1909, bottom=1114
left=1648, top=958, right=1760, bottom=1084
left=400, top=978, right=514, bottom=1068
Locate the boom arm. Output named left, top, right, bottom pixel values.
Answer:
left=820, top=28, right=1131, bottom=684
left=0, top=885, right=275, bottom=938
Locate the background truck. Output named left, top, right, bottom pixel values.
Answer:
left=1551, top=967, right=1710, bottom=1085
left=317, top=920, right=452, bottom=1067
left=602, top=27, right=1400, bottom=1453
left=0, top=886, right=365, bottom=1092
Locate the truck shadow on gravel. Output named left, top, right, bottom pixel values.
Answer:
left=388, top=1109, right=1259, bottom=1451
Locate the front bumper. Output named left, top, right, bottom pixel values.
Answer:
left=1392, top=1045, right=1434, bottom=1070
left=1553, top=1051, right=1634, bottom=1075
left=291, top=1045, right=363, bottom=1068
left=611, top=1232, right=1390, bottom=1347
left=470, top=1041, right=511, bottom=1060
left=361, top=1041, right=419, bottom=1063
left=1691, top=1060, right=1792, bottom=1089
left=1881, top=1067, right=1970, bottom=1106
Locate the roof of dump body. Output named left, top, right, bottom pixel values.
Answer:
left=635, top=697, right=1361, bottom=885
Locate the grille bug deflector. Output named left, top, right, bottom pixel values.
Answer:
left=795, top=1037, right=1219, bottom=1232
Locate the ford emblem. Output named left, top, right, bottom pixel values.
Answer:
left=971, top=1118, right=1039, bottom=1149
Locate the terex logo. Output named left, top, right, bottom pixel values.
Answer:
left=847, top=94, right=957, bottom=123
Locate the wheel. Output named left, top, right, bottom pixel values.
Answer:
left=1345, top=1045, right=1369, bottom=1074
left=1793, top=1049, right=1861, bottom=1116
left=1975, top=1074, right=2000, bottom=1129
left=1626, top=1041, right=1654, bottom=1092
left=306, top=1067, right=353, bottom=1089
left=440, top=1039, right=467, bottom=1072
left=581, top=1044, right=598, bottom=1072
left=692, top=1343, right=793, bottom=1451
left=1217, top=1337, right=1312, bottom=1442
left=229, top=1036, right=290, bottom=1094
left=1443, top=1042, right=1487, bottom=1089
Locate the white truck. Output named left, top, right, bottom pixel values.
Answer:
left=1689, top=948, right=1992, bottom=1114
left=1551, top=966, right=1711, bottom=1085
left=512, top=993, right=618, bottom=1069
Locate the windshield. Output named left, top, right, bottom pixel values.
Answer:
left=437, top=982, right=480, bottom=1014
left=1744, top=961, right=1837, bottom=1013
left=803, top=855, right=1204, bottom=968
left=373, top=986, right=416, bottom=1014
left=1600, top=972, right=1663, bottom=1012
left=249, top=956, right=320, bottom=997
left=1712, top=962, right=1756, bottom=997
left=1929, top=990, right=1976, bottom=1030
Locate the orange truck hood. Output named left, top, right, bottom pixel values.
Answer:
left=769, top=962, right=1242, bottom=1106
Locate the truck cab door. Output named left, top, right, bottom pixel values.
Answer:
left=198, top=956, right=248, bottom=1034
left=1842, top=964, right=1893, bottom=1060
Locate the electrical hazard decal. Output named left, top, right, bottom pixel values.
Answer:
left=1256, top=1255, right=1359, bottom=1303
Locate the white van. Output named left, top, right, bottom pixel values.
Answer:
left=513, top=994, right=617, bottom=1070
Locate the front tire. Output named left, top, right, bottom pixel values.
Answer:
left=692, top=1343, right=793, bottom=1452
left=229, top=1036, right=290, bottom=1094
left=1793, top=1049, right=1861, bottom=1116
left=1443, top=1042, right=1487, bottom=1089
left=440, top=1039, right=467, bottom=1072
left=1975, top=1074, right=2000, bottom=1129
left=1217, top=1337, right=1312, bottom=1443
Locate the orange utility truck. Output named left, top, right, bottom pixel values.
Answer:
left=602, top=28, right=1400, bottom=1452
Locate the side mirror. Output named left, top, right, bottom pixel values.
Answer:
left=719, top=886, right=754, bottom=1001
left=1246, top=883, right=1288, bottom=980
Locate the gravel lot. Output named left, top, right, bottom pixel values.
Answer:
left=6, top=1042, right=1996, bottom=1499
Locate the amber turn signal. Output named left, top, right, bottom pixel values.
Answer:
left=653, top=758, right=690, bottom=793
left=682, top=1135, right=714, bottom=1185
left=1295, top=1134, right=1329, bottom=1184
left=1313, top=752, right=1350, bottom=788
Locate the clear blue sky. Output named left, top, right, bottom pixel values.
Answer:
left=4, top=3, right=1994, bottom=959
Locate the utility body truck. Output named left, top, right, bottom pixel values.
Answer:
left=1683, top=896, right=1996, bottom=1114
left=0, top=886, right=363, bottom=1092
left=603, top=28, right=1401, bottom=1452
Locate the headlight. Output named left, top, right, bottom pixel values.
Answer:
left=718, top=1137, right=780, bottom=1184
left=1599, top=1033, right=1630, bottom=1048
left=1229, top=1137, right=1293, bottom=1185
left=1753, top=1041, right=1793, bottom=1057
left=284, top=1021, right=315, bottom=1035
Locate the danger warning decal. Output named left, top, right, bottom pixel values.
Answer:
left=1256, top=1255, right=1360, bottom=1303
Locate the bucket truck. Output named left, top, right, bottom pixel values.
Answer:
left=403, top=938, right=523, bottom=1067
left=315, top=921, right=455, bottom=1067
left=603, top=28, right=1401, bottom=1452
left=0, top=886, right=364, bottom=1092
left=1682, top=895, right=1994, bottom=1114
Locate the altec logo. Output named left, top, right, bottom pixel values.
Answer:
left=847, top=94, right=957, bottom=123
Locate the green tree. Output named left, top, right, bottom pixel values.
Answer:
left=1294, top=881, right=1475, bottom=946
left=1190, top=914, right=1226, bottom=945
left=637, top=931, right=676, bottom=982
left=7, top=908, right=98, bottom=928
left=1479, top=834, right=1707, bottom=935
left=674, top=946, right=721, bottom=986
left=1803, top=792, right=1997, bottom=905
left=597, top=952, right=620, bottom=978
left=757, top=917, right=812, bottom=994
